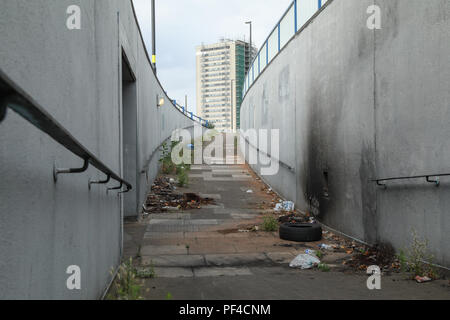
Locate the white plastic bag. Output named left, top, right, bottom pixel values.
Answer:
left=289, top=254, right=320, bottom=269
left=283, top=201, right=295, bottom=211
left=274, top=201, right=295, bottom=212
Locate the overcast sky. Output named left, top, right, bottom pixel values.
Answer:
left=132, top=0, right=293, bottom=112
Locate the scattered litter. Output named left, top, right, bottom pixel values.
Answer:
left=274, top=201, right=295, bottom=212
left=305, top=249, right=316, bottom=255
left=187, top=144, right=194, bottom=150
left=278, top=213, right=310, bottom=224
left=318, top=244, right=333, bottom=251
left=246, top=189, right=253, bottom=193
left=238, top=229, right=250, bottom=233
left=415, top=275, right=432, bottom=283
left=289, top=254, right=321, bottom=269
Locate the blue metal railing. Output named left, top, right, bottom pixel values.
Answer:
left=242, top=0, right=330, bottom=98
left=172, top=100, right=210, bottom=128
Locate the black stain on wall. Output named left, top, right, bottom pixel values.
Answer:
left=306, top=89, right=330, bottom=219
left=360, top=143, right=378, bottom=244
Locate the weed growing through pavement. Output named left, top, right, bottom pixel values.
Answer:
left=159, top=141, right=192, bottom=186
left=177, top=165, right=189, bottom=187
left=397, top=249, right=408, bottom=272
left=107, top=258, right=143, bottom=300
left=261, top=215, right=279, bottom=232
left=159, top=142, right=176, bottom=174
left=318, top=263, right=330, bottom=272
left=400, top=229, right=438, bottom=279
left=136, top=263, right=157, bottom=279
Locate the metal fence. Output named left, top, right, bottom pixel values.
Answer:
left=242, top=0, right=329, bottom=97
left=172, top=100, right=210, bottom=127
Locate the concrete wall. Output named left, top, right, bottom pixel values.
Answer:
left=0, top=0, right=196, bottom=299
left=241, top=0, right=450, bottom=266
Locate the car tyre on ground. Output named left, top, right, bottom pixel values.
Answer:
left=279, top=223, right=322, bottom=242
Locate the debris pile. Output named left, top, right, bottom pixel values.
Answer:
left=321, top=231, right=366, bottom=254
left=343, top=243, right=401, bottom=272
left=278, top=212, right=316, bottom=224
left=142, top=177, right=215, bottom=214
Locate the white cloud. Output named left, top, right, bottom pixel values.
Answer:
left=133, top=0, right=293, bottom=112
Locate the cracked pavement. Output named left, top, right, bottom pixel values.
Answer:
left=122, top=143, right=450, bottom=300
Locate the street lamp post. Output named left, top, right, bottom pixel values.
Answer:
left=151, top=0, right=156, bottom=73
left=245, top=21, right=253, bottom=61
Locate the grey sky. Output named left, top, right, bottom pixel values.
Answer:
left=132, top=0, right=293, bottom=112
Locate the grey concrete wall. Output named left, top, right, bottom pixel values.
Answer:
left=241, top=0, right=450, bottom=266
left=0, top=0, right=196, bottom=299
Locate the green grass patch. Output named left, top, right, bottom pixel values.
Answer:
left=261, top=215, right=279, bottom=232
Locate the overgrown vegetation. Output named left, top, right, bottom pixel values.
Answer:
left=107, top=258, right=143, bottom=300
left=107, top=258, right=157, bottom=300
left=398, top=229, right=438, bottom=279
left=261, top=215, right=279, bottom=232
left=159, top=142, right=176, bottom=174
left=397, top=249, right=408, bottom=272
left=177, top=169, right=188, bottom=187
left=159, top=141, right=192, bottom=186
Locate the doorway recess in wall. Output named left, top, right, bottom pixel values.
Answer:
left=121, top=52, right=138, bottom=218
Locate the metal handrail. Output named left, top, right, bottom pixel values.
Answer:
left=0, top=68, right=132, bottom=192
left=173, top=102, right=209, bottom=127
left=372, top=173, right=449, bottom=187
left=241, top=135, right=295, bottom=172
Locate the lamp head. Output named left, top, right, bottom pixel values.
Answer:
left=157, top=95, right=165, bottom=108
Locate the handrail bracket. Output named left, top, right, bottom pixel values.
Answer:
left=426, top=176, right=440, bottom=187
left=376, top=180, right=387, bottom=189
left=107, top=182, right=123, bottom=194
left=53, top=158, right=89, bottom=183
left=89, top=174, right=111, bottom=190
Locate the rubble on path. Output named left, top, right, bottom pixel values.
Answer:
left=142, top=176, right=215, bottom=214
left=342, top=242, right=401, bottom=272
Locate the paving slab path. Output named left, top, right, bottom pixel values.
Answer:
left=123, top=141, right=450, bottom=300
